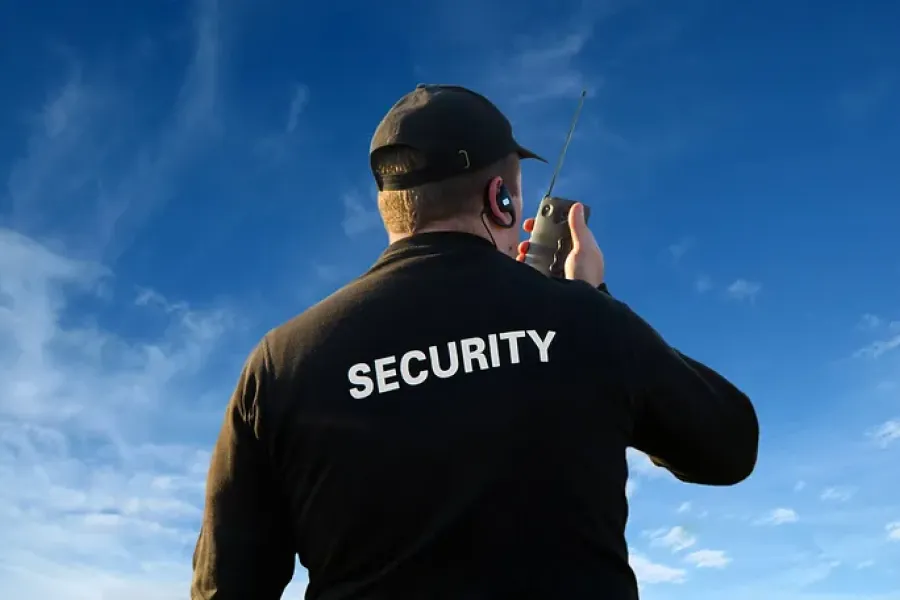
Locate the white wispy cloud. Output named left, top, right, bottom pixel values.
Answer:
left=648, top=526, right=697, bottom=553
left=684, top=549, right=731, bottom=569
left=253, top=82, right=312, bottom=166
left=887, top=522, right=900, bottom=541
left=5, top=0, right=221, bottom=262
left=0, top=228, right=238, bottom=597
left=629, top=553, right=687, bottom=584
left=502, top=30, right=595, bottom=105
left=859, top=313, right=883, bottom=330
left=855, top=334, right=900, bottom=359
left=342, top=190, right=382, bottom=237
left=286, top=84, right=310, bottom=134
left=0, top=2, right=316, bottom=597
left=857, top=313, right=900, bottom=333
left=786, top=559, right=842, bottom=588
left=852, top=313, right=900, bottom=358
left=755, top=507, right=799, bottom=526
left=820, top=486, right=856, bottom=502
left=677, top=501, right=691, bottom=514
left=484, top=1, right=667, bottom=110
left=727, top=278, right=762, bottom=302
left=0, top=145, right=312, bottom=599
left=868, top=419, right=900, bottom=448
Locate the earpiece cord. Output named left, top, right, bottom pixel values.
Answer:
left=480, top=212, right=499, bottom=249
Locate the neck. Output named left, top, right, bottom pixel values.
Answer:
left=387, top=218, right=491, bottom=246
left=387, top=219, right=517, bottom=257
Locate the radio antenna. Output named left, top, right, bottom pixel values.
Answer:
left=545, top=89, right=587, bottom=198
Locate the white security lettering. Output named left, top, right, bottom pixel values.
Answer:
left=374, top=356, right=400, bottom=394
left=527, top=330, right=556, bottom=362
left=498, top=330, right=526, bottom=364
left=429, top=342, right=459, bottom=378
left=400, top=350, right=428, bottom=386
left=348, top=363, right=375, bottom=399
left=460, top=337, right=489, bottom=373
left=346, top=329, right=557, bottom=398
left=487, top=333, right=501, bottom=367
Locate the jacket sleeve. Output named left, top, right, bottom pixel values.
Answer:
left=612, top=298, right=760, bottom=486
left=191, top=339, right=296, bottom=599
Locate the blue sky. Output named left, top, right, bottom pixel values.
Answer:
left=1, top=0, right=898, bottom=598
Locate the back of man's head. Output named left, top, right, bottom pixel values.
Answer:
left=368, top=84, right=545, bottom=240
left=372, top=147, right=521, bottom=235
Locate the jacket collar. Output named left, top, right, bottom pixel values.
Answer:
left=368, top=231, right=498, bottom=273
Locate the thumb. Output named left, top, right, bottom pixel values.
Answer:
left=567, top=203, right=589, bottom=250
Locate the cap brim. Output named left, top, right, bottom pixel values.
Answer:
left=516, top=144, right=548, bottom=163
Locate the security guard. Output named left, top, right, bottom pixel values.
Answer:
left=191, top=84, right=760, bottom=600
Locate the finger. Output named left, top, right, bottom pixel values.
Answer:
left=522, top=218, right=535, bottom=233
left=567, top=203, right=588, bottom=251
left=517, top=241, right=530, bottom=255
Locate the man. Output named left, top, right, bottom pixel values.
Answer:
left=191, top=84, right=759, bottom=600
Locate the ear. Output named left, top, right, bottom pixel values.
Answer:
left=486, top=176, right=507, bottom=221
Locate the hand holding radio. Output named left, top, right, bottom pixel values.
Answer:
left=517, top=202, right=605, bottom=287
left=563, top=202, right=604, bottom=287
left=520, top=89, right=602, bottom=281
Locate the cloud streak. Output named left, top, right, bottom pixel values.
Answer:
left=855, top=335, right=900, bottom=359
left=820, top=487, right=856, bottom=502
left=629, top=553, right=687, bottom=585
left=684, top=549, right=731, bottom=569
left=755, top=507, right=799, bottom=526
left=869, top=420, right=900, bottom=448
left=501, top=30, right=595, bottom=105
left=286, top=84, right=310, bottom=134
left=0, top=1, right=277, bottom=597
left=342, top=190, right=382, bottom=238
left=649, top=526, right=697, bottom=553
left=3, top=0, right=222, bottom=261
left=727, top=279, right=762, bottom=302
left=0, top=226, right=235, bottom=597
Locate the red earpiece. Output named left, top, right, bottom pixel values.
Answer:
left=484, top=177, right=515, bottom=229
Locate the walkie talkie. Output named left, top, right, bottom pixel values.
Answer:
left=523, top=90, right=591, bottom=278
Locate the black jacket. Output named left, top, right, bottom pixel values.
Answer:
left=191, top=231, right=759, bottom=600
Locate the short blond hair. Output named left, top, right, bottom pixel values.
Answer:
left=372, top=147, right=520, bottom=235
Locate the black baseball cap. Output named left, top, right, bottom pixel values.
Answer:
left=370, top=84, right=547, bottom=191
